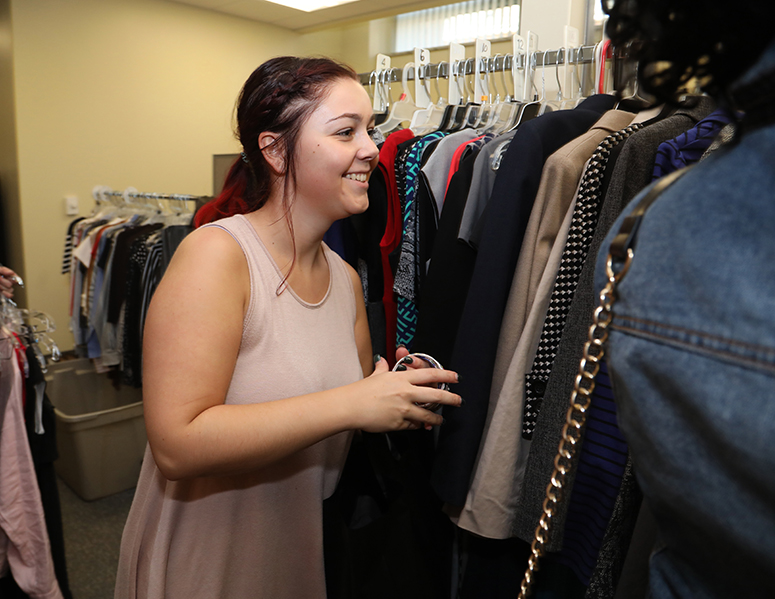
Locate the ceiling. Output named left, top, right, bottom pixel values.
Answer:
left=167, top=0, right=454, bottom=32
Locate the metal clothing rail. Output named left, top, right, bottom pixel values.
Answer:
left=358, top=44, right=600, bottom=85
left=92, top=185, right=209, bottom=205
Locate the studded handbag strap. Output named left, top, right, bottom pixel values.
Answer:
left=517, top=164, right=694, bottom=599
left=523, top=123, right=645, bottom=439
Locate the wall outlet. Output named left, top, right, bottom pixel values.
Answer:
left=65, top=194, right=79, bottom=216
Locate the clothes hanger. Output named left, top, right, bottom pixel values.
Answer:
left=613, top=43, right=654, bottom=112
left=20, top=319, right=60, bottom=372
left=506, top=51, right=541, bottom=131
left=121, top=187, right=166, bottom=225
left=571, top=44, right=587, bottom=107
left=437, top=59, right=466, bottom=132
left=0, top=295, right=24, bottom=337
left=555, top=47, right=577, bottom=110
left=485, top=54, right=523, bottom=134
left=409, top=63, right=448, bottom=134
left=444, top=58, right=476, bottom=132
left=457, top=58, right=484, bottom=130
left=479, top=55, right=509, bottom=132
left=473, top=55, right=498, bottom=129
left=90, top=185, right=121, bottom=219
left=379, top=68, right=392, bottom=113
left=368, top=70, right=388, bottom=126
left=376, top=64, right=421, bottom=135
left=0, top=269, right=25, bottom=343
left=537, top=50, right=560, bottom=115
left=484, top=40, right=528, bottom=135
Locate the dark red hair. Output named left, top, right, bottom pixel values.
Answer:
left=195, top=56, right=358, bottom=227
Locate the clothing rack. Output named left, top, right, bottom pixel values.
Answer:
left=358, top=44, right=600, bottom=85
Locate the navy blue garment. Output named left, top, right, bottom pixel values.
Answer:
left=596, top=41, right=775, bottom=599
left=323, top=219, right=359, bottom=270
left=554, top=360, right=628, bottom=586
left=651, top=109, right=733, bottom=180
left=431, top=95, right=617, bottom=506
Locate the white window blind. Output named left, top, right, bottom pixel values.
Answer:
left=395, top=0, right=521, bottom=53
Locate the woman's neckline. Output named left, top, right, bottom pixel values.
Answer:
left=236, top=214, right=332, bottom=309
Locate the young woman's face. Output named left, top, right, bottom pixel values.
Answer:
left=292, top=77, right=379, bottom=223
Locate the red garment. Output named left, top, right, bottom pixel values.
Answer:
left=377, top=129, right=414, bottom=365
left=444, top=133, right=488, bottom=197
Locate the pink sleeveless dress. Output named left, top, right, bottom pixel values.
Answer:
left=115, top=214, right=360, bottom=598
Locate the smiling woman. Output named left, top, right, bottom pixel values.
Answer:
left=113, top=56, right=461, bottom=599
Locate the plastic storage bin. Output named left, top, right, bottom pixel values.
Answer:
left=45, top=359, right=146, bottom=501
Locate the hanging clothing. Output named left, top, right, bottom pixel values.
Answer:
left=513, top=96, right=717, bottom=552
left=650, top=108, right=733, bottom=180
left=395, top=131, right=446, bottom=349
left=597, top=65, right=775, bottom=595
left=452, top=109, right=637, bottom=539
left=431, top=96, right=616, bottom=508
left=23, top=346, right=72, bottom=599
left=548, top=106, right=733, bottom=592
left=115, top=214, right=359, bottom=599
left=65, top=209, right=192, bottom=377
left=412, top=149, right=481, bottom=368
left=0, top=339, right=63, bottom=599
left=456, top=130, right=517, bottom=247
left=376, top=129, right=415, bottom=363
left=421, top=129, right=482, bottom=216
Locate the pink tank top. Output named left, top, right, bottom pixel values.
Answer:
left=115, top=214, right=361, bottom=599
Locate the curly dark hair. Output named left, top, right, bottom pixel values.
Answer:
left=602, top=0, right=774, bottom=104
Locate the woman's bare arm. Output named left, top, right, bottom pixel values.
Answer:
left=142, top=228, right=461, bottom=481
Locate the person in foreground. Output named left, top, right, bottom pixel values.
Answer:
left=597, top=1, right=775, bottom=597
left=114, top=56, right=461, bottom=599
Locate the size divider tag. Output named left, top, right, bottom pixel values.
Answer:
left=474, top=38, right=491, bottom=103
left=512, top=34, right=526, bottom=102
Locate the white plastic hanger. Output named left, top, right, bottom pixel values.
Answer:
left=376, top=64, right=421, bottom=135
left=410, top=62, right=449, bottom=135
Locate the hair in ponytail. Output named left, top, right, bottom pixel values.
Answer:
left=195, top=56, right=358, bottom=228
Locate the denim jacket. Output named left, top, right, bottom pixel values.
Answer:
left=595, top=41, right=775, bottom=598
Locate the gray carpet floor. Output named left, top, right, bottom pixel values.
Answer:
left=58, top=477, right=135, bottom=599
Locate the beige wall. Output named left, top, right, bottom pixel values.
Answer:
left=8, top=0, right=354, bottom=349
left=7, top=0, right=587, bottom=351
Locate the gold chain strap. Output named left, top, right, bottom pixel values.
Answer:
left=517, top=248, right=633, bottom=599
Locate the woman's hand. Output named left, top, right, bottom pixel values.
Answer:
left=394, top=345, right=431, bottom=371
left=352, top=356, right=461, bottom=433
left=0, top=266, right=21, bottom=299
